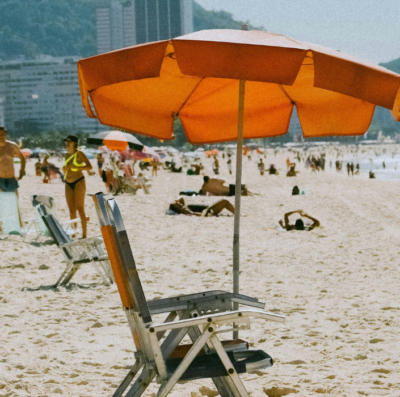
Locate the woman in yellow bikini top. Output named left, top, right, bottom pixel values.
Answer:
left=63, top=135, right=93, bottom=239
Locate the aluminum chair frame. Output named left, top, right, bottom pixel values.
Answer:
left=92, top=192, right=285, bottom=397
left=38, top=204, right=113, bottom=287
left=23, top=196, right=82, bottom=242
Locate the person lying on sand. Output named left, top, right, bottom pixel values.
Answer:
left=168, top=197, right=234, bottom=217
left=279, top=210, right=320, bottom=231
left=199, top=176, right=230, bottom=196
left=199, top=176, right=252, bottom=196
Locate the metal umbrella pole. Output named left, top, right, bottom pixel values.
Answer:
left=233, top=24, right=249, bottom=339
left=233, top=78, right=246, bottom=339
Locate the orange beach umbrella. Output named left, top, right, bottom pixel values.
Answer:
left=78, top=27, right=400, bottom=305
left=87, top=130, right=144, bottom=152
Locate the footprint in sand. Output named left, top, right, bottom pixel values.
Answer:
left=263, top=386, right=298, bottom=396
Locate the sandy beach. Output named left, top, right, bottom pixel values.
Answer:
left=1, top=146, right=400, bottom=397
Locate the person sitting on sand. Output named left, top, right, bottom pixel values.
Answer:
left=369, top=170, right=375, bottom=179
left=191, top=163, right=203, bottom=175
left=199, top=176, right=230, bottom=196
left=279, top=210, right=320, bottom=231
left=170, top=161, right=182, bottom=173
left=286, top=164, right=298, bottom=177
left=169, top=197, right=234, bottom=217
left=269, top=164, right=278, bottom=175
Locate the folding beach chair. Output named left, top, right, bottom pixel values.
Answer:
left=0, top=192, right=22, bottom=236
left=93, top=192, right=285, bottom=397
left=37, top=204, right=113, bottom=287
left=23, top=195, right=82, bottom=242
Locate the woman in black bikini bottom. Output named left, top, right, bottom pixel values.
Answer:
left=65, top=176, right=85, bottom=190
left=63, top=135, right=92, bottom=238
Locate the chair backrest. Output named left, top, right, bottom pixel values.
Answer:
left=38, top=204, right=72, bottom=246
left=93, top=192, right=155, bottom=362
left=32, top=195, right=54, bottom=210
left=40, top=212, right=75, bottom=261
left=93, top=192, right=152, bottom=324
left=33, top=201, right=53, bottom=236
left=0, top=192, right=22, bottom=234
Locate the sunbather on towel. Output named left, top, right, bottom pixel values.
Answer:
left=279, top=210, right=320, bottom=231
left=168, top=198, right=234, bottom=217
left=199, top=176, right=230, bottom=196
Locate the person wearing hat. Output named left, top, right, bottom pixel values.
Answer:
left=63, top=135, right=92, bottom=238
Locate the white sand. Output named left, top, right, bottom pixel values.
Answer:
left=1, top=147, right=400, bottom=397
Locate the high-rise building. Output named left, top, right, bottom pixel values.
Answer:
left=96, top=0, right=193, bottom=54
left=0, top=56, right=105, bottom=134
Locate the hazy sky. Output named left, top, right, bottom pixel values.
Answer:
left=195, top=0, right=400, bottom=64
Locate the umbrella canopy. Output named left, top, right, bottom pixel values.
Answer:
left=87, top=130, right=144, bottom=151
left=20, top=148, right=32, bottom=158
left=78, top=28, right=400, bottom=318
left=78, top=29, right=400, bottom=143
left=132, top=146, right=161, bottom=162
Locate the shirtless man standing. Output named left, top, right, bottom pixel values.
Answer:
left=0, top=127, right=26, bottom=192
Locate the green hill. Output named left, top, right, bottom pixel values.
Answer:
left=380, top=58, right=400, bottom=74
left=0, top=0, right=263, bottom=61
left=0, top=0, right=398, bottom=72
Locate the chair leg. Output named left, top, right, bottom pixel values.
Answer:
left=60, top=263, right=81, bottom=286
left=54, top=261, right=75, bottom=287
left=209, top=335, right=249, bottom=397
left=157, top=326, right=213, bottom=397
left=112, top=360, right=142, bottom=397
left=100, top=260, right=114, bottom=284
left=124, top=365, right=155, bottom=397
left=187, top=326, right=237, bottom=397
left=92, top=260, right=111, bottom=286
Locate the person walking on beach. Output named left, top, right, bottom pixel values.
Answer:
left=0, top=127, right=26, bottom=193
left=213, top=156, right=219, bottom=175
left=35, top=158, right=42, bottom=177
left=97, top=153, right=104, bottom=176
left=42, top=155, right=51, bottom=183
left=63, top=135, right=92, bottom=239
left=227, top=157, right=232, bottom=175
left=258, top=158, right=265, bottom=175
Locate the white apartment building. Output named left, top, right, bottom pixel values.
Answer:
left=0, top=56, right=105, bottom=134
left=96, top=0, right=193, bottom=54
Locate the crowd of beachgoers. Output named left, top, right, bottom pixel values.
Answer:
left=1, top=142, right=400, bottom=396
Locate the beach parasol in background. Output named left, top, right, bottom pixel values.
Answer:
left=131, top=146, right=161, bottom=162
left=87, top=130, right=144, bottom=152
left=78, top=27, right=400, bottom=318
left=20, top=148, right=32, bottom=158
left=204, top=149, right=219, bottom=156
